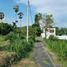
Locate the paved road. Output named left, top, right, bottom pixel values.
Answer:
left=32, top=38, right=55, bottom=67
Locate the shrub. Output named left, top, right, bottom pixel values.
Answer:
left=6, top=39, right=34, bottom=58
left=5, top=32, right=19, bottom=42
left=5, top=32, right=34, bottom=59
left=49, top=35, right=58, bottom=40
left=5, top=32, right=25, bottom=42
left=44, top=39, right=67, bottom=60
left=0, top=23, right=13, bottom=35
left=32, top=23, right=42, bottom=36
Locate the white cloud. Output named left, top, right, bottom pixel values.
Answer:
left=16, top=0, right=67, bottom=14
left=15, top=0, right=67, bottom=27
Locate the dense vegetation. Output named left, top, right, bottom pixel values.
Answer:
left=56, top=27, right=67, bottom=35
left=0, top=22, right=35, bottom=60
left=5, top=32, right=34, bottom=59
left=32, top=23, right=42, bottom=36
left=44, top=36, right=67, bottom=67
left=0, top=23, right=14, bottom=35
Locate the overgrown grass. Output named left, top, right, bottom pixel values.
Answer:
left=44, top=38, right=67, bottom=67
left=5, top=32, right=34, bottom=59
left=0, top=35, right=6, bottom=41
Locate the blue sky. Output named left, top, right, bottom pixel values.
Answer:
left=0, top=0, right=67, bottom=27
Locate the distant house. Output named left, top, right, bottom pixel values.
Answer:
left=39, top=20, right=67, bottom=40
left=39, top=20, right=56, bottom=39
left=41, top=27, right=56, bottom=39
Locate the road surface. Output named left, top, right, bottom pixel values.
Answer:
left=32, top=38, right=56, bottom=67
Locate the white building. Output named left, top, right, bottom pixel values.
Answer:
left=41, top=27, right=56, bottom=39
left=39, top=20, right=67, bottom=40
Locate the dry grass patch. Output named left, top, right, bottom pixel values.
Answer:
left=11, top=59, right=38, bottom=67
left=0, top=51, right=18, bottom=67
left=0, top=40, right=10, bottom=47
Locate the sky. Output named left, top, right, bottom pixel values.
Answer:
left=0, top=0, right=67, bottom=27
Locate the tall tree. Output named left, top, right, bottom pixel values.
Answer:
left=45, top=14, right=53, bottom=27
left=18, top=12, right=23, bottom=27
left=18, top=12, right=23, bottom=36
left=13, top=5, right=19, bottom=14
left=35, top=13, right=42, bottom=25
left=42, top=14, right=54, bottom=38
left=0, top=12, right=4, bottom=22
left=18, top=12, right=23, bottom=20
left=13, top=5, right=19, bottom=23
left=32, top=13, right=42, bottom=36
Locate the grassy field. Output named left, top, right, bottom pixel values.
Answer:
left=43, top=38, right=67, bottom=67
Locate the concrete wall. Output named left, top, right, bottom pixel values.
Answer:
left=56, top=35, right=67, bottom=40
left=41, top=27, right=67, bottom=40
left=41, top=32, right=67, bottom=40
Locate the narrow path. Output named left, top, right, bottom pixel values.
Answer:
left=11, top=37, right=57, bottom=67
left=32, top=37, right=55, bottom=67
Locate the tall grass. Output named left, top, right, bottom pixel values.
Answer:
left=44, top=38, right=67, bottom=61
left=44, top=37, right=67, bottom=67
left=5, top=32, right=34, bottom=59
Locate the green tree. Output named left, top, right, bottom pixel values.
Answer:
left=18, top=12, right=23, bottom=27
left=0, top=23, right=13, bottom=35
left=42, top=14, right=54, bottom=38
left=32, top=13, right=42, bottom=36
left=13, top=5, right=19, bottom=23
left=13, top=5, right=19, bottom=14
left=35, top=13, right=42, bottom=25
left=18, top=12, right=23, bottom=36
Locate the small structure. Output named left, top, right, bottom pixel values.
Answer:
left=41, top=28, right=67, bottom=40
left=40, top=20, right=67, bottom=40
left=41, top=27, right=56, bottom=39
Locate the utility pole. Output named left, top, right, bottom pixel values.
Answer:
left=27, top=0, right=29, bottom=42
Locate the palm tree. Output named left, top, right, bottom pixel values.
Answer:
left=13, top=5, right=19, bottom=23
left=18, top=12, right=23, bottom=27
left=13, top=5, right=19, bottom=14
left=18, top=12, right=23, bottom=19
left=0, top=12, right=4, bottom=22
left=18, top=12, right=23, bottom=36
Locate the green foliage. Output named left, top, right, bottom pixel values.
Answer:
left=56, top=27, right=67, bottom=35
left=21, top=26, right=35, bottom=40
left=13, top=5, right=19, bottom=13
left=49, top=35, right=58, bottom=40
left=45, top=14, right=54, bottom=27
left=5, top=32, right=19, bottom=42
left=35, top=13, right=42, bottom=24
left=44, top=39, right=67, bottom=60
left=18, top=12, right=23, bottom=19
left=0, top=35, right=6, bottom=41
left=0, top=23, right=13, bottom=35
left=32, top=23, right=42, bottom=36
left=33, top=13, right=42, bottom=36
left=5, top=32, right=34, bottom=59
